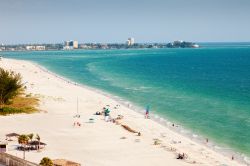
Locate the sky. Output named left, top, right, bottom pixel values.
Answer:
left=0, top=0, right=250, bottom=44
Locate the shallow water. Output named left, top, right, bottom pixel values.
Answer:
left=2, top=43, right=250, bottom=157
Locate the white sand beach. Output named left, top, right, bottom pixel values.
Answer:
left=0, top=58, right=246, bottom=166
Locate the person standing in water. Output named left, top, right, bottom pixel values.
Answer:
left=145, top=105, right=150, bottom=119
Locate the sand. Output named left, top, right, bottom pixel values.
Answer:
left=0, top=58, right=246, bottom=166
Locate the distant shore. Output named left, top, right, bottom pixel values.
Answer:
left=0, top=58, right=246, bottom=166
left=0, top=41, right=199, bottom=52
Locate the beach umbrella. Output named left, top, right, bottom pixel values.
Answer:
left=6, top=133, right=20, bottom=137
left=105, top=108, right=110, bottom=113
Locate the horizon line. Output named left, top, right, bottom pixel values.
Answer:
left=2, top=41, right=250, bottom=46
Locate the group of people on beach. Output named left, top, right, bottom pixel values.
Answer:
left=73, top=114, right=81, bottom=127
left=94, top=105, right=113, bottom=122
left=73, top=121, right=81, bottom=127
left=94, top=104, right=125, bottom=124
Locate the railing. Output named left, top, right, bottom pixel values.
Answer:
left=0, top=153, right=38, bottom=166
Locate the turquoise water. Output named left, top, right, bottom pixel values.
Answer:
left=1, top=43, right=250, bottom=157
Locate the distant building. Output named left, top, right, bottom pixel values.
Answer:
left=64, top=41, right=70, bottom=47
left=0, top=46, right=5, bottom=51
left=64, top=41, right=72, bottom=50
left=64, top=40, right=78, bottom=49
left=36, top=46, right=46, bottom=50
left=26, top=46, right=34, bottom=50
left=79, top=44, right=91, bottom=49
left=26, top=45, right=45, bottom=51
left=126, top=38, right=135, bottom=46
left=73, top=41, right=78, bottom=49
left=69, top=41, right=74, bottom=47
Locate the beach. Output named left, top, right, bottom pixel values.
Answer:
left=0, top=58, right=246, bottom=166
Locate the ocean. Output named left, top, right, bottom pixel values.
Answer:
left=2, top=43, right=250, bottom=159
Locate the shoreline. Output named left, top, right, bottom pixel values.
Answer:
left=0, top=58, right=249, bottom=165
left=32, top=58, right=250, bottom=163
left=33, top=59, right=250, bottom=165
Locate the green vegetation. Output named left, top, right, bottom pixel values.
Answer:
left=18, top=133, right=41, bottom=145
left=0, top=107, right=23, bottom=115
left=18, top=134, right=29, bottom=145
left=0, top=96, right=39, bottom=115
left=0, top=67, right=22, bottom=106
left=0, top=68, right=39, bottom=115
left=27, top=133, right=34, bottom=141
left=40, top=157, right=53, bottom=166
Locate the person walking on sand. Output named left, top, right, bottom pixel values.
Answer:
left=145, top=105, right=150, bottom=119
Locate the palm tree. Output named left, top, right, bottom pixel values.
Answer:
left=27, top=133, right=34, bottom=141
left=36, top=134, right=41, bottom=151
left=18, top=134, right=29, bottom=160
left=0, top=68, right=22, bottom=108
left=40, top=157, right=53, bottom=166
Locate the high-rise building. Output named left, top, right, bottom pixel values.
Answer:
left=73, top=41, right=78, bottom=49
left=64, top=40, right=78, bottom=49
left=69, top=40, right=74, bottom=47
left=64, top=41, right=70, bottom=47
left=126, top=38, right=135, bottom=46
